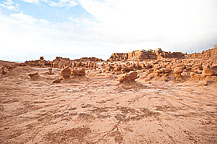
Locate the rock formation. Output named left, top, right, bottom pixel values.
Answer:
left=109, top=53, right=128, bottom=62
left=118, top=71, right=138, bottom=83
left=108, top=48, right=185, bottom=62
left=72, top=57, right=103, bottom=62
left=28, top=72, right=39, bottom=80
left=71, top=68, right=85, bottom=77
left=60, top=66, right=71, bottom=79
left=52, top=57, right=72, bottom=68
left=4, top=44, right=217, bottom=83
left=48, top=68, right=53, bottom=75
left=52, top=78, right=62, bottom=83
left=22, top=56, right=103, bottom=69
left=187, top=45, right=217, bottom=60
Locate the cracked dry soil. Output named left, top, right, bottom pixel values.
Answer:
left=0, top=67, right=217, bottom=144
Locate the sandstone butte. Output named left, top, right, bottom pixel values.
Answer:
left=0, top=45, right=217, bottom=144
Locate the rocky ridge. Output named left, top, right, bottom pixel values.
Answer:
left=1, top=45, right=217, bottom=84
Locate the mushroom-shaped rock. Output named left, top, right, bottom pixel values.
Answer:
left=118, top=71, right=138, bottom=83
left=1, top=67, right=7, bottom=75
left=48, top=67, right=53, bottom=75
left=60, top=66, right=71, bottom=79
left=174, top=67, right=183, bottom=80
left=71, top=68, right=85, bottom=76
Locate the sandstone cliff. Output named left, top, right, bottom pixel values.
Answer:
left=108, top=48, right=185, bottom=61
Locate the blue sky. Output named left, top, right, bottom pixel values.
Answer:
left=0, top=0, right=217, bottom=61
left=0, top=0, right=92, bottom=22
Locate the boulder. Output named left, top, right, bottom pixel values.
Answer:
left=1, top=67, right=7, bottom=75
left=60, top=66, right=71, bottom=79
left=173, top=67, right=184, bottom=80
left=198, top=81, right=209, bottom=86
left=173, top=67, right=183, bottom=74
left=48, top=67, right=53, bottom=75
left=211, top=65, right=217, bottom=75
left=118, top=71, right=138, bottom=83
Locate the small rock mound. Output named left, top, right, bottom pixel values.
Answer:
left=52, top=78, right=62, bottom=83
left=48, top=67, right=53, bottom=75
left=28, top=72, right=39, bottom=80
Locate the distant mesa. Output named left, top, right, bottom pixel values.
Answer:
left=108, top=48, right=186, bottom=62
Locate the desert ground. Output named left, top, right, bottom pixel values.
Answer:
left=0, top=64, right=217, bottom=144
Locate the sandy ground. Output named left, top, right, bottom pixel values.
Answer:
left=0, top=67, right=217, bottom=144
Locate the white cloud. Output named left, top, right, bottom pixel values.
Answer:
left=47, top=0, right=77, bottom=7
left=10, top=13, right=37, bottom=24
left=0, top=12, right=106, bottom=61
left=21, top=0, right=39, bottom=3
left=0, top=0, right=19, bottom=11
left=0, top=0, right=217, bottom=61
left=39, top=19, right=49, bottom=24
left=79, top=0, right=217, bottom=52
left=21, top=0, right=77, bottom=7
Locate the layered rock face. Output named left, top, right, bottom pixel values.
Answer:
left=108, top=48, right=185, bottom=62
left=187, top=45, right=217, bottom=60
left=128, top=50, right=157, bottom=61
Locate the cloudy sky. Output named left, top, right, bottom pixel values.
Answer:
left=0, top=0, right=217, bottom=61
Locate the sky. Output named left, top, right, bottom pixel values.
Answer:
left=0, top=0, right=217, bottom=61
